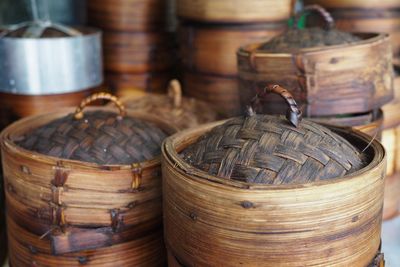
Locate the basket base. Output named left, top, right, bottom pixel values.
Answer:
left=168, top=250, right=385, bottom=267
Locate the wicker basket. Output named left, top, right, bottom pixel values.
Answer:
left=237, top=7, right=393, bottom=117
left=183, top=71, right=240, bottom=118
left=179, top=22, right=286, bottom=76
left=120, top=80, right=218, bottom=130
left=2, top=93, right=176, bottom=266
left=102, top=31, right=175, bottom=74
left=105, top=72, right=172, bottom=96
left=176, top=0, right=295, bottom=23
left=87, top=0, right=167, bottom=32
left=162, top=86, right=386, bottom=266
left=304, top=0, right=400, bottom=58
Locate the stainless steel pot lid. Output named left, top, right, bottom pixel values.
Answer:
left=0, top=0, right=103, bottom=95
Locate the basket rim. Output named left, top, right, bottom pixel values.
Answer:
left=162, top=118, right=386, bottom=190
left=237, top=32, right=389, bottom=58
left=1, top=106, right=177, bottom=170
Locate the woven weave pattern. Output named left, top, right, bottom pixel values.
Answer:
left=18, top=111, right=167, bottom=165
left=182, top=115, right=365, bottom=184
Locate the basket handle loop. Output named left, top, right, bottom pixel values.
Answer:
left=74, top=92, right=126, bottom=120
left=248, top=85, right=302, bottom=128
left=294, top=5, right=335, bottom=30
left=167, top=79, right=182, bottom=109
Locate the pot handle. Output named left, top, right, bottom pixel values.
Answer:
left=167, top=79, right=182, bottom=109
left=294, top=5, right=335, bottom=30
left=74, top=92, right=126, bottom=120
left=248, top=85, right=302, bottom=128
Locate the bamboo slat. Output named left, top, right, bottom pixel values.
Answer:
left=183, top=71, right=240, bottom=118
left=176, top=0, right=295, bottom=23
left=162, top=121, right=386, bottom=266
left=105, top=72, right=172, bottom=96
left=120, top=80, right=218, bottom=130
left=102, top=31, right=175, bottom=74
left=238, top=33, right=393, bottom=116
left=179, top=23, right=286, bottom=76
left=1, top=106, right=176, bottom=266
left=87, top=0, right=167, bottom=32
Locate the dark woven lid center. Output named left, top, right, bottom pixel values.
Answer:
left=17, top=111, right=167, bottom=165
left=182, top=115, right=365, bottom=184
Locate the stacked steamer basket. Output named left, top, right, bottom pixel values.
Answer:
left=119, top=79, right=218, bottom=130
left=237, top=6, right=393, bottom=221
left=177, top=0, right=295, bottom=117
left=303, top=0, right=400, bottom=61
left=1, top=93, right=176, bottom=267
left=163, top=86, right=387, bottom=266
left=0, top=13, right=102, bottom=265
left=381, top=65, right=400, bottom=220
left=87, top=0, right=175, bottom=96
left=238, top=6, right=392, bottom=138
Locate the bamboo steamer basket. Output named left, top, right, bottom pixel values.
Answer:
left=1, top=93, right=176, bottom=266
left=103, top=31, right=175, bottom=74
left=311, top=110, right=384, bottom=140
left=87, top=0, right=167, bottom=32
left=120, top=80, right=218, bottom=130
left=303, top=0, right=400, bottom=9
left=183, top=71, right=240, bottom=118
left=105, top=72, right=172, bottom=96
left=163, top=85, right=386, bottom=267
left=237, top=6, right=393, bottom=117
left=381, top=66, right=400, bottom=220
left=179, top=22, right=286, bottom=76
left=176, top=0, right=295, bottom=23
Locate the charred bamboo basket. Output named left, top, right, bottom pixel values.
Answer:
left=120, top=80, right=218, bottom=130
left=182, top=71, right=240, bottom=118
left=179, top=22, right=286, bottom=76
left=304, top=0, right=400, bottom=58
left=103, top=31, right=175, bottom=74
left=237, top=7, right=393, bottom=117
left=176, top=0, right=295, bottom=23
left=105, top=72, right=172, bottom=96
left=1, top=93, right=176, bottom=266
left=162, top=86, right=386, bottom=266
left=87, top=0, right=167, bottom=32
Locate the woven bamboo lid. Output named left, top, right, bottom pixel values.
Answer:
left=259, top=5, right=361, bottom=52
left=17, top=93, right=167, bottom=165
left=120, top=80, right=218, bottom=130
left=182, top=85, right=366, bottom=184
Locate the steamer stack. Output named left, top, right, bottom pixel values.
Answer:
left=176, top=0, right=295, bottom=117
left=87, top=0, right=176, bottom=96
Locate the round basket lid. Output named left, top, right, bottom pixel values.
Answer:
left=259, top=5, right=361, bottom=53
left=17, top=93, right=167, bottom=165
left=182, top=85, right=366, bottom=184
left=121, top=80, right=218, bottom=130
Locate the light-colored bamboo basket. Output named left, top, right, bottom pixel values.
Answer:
left=105, top=72, right=172, bottom=96
left=1, top=94, right=176, bottom=266
left=238, top=32, right=393, bottom=117
left=183, top=71, right=240, bottom=118
left=311, top=110, right=383, bottom=140
left=120, top=80, right=218, bottom=130
left=176, top=0, right=295, bottom=23
left=102, top=31, right=175, bottom=74
left=87, top=0, right=167, bottom=32
left=304, top=0, right=400, bottom=9
left=162, top=120, right=386, bottom=266
left=381, top=66, right=400, bottom=220
left=179, top=23, right=286, bottom=76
